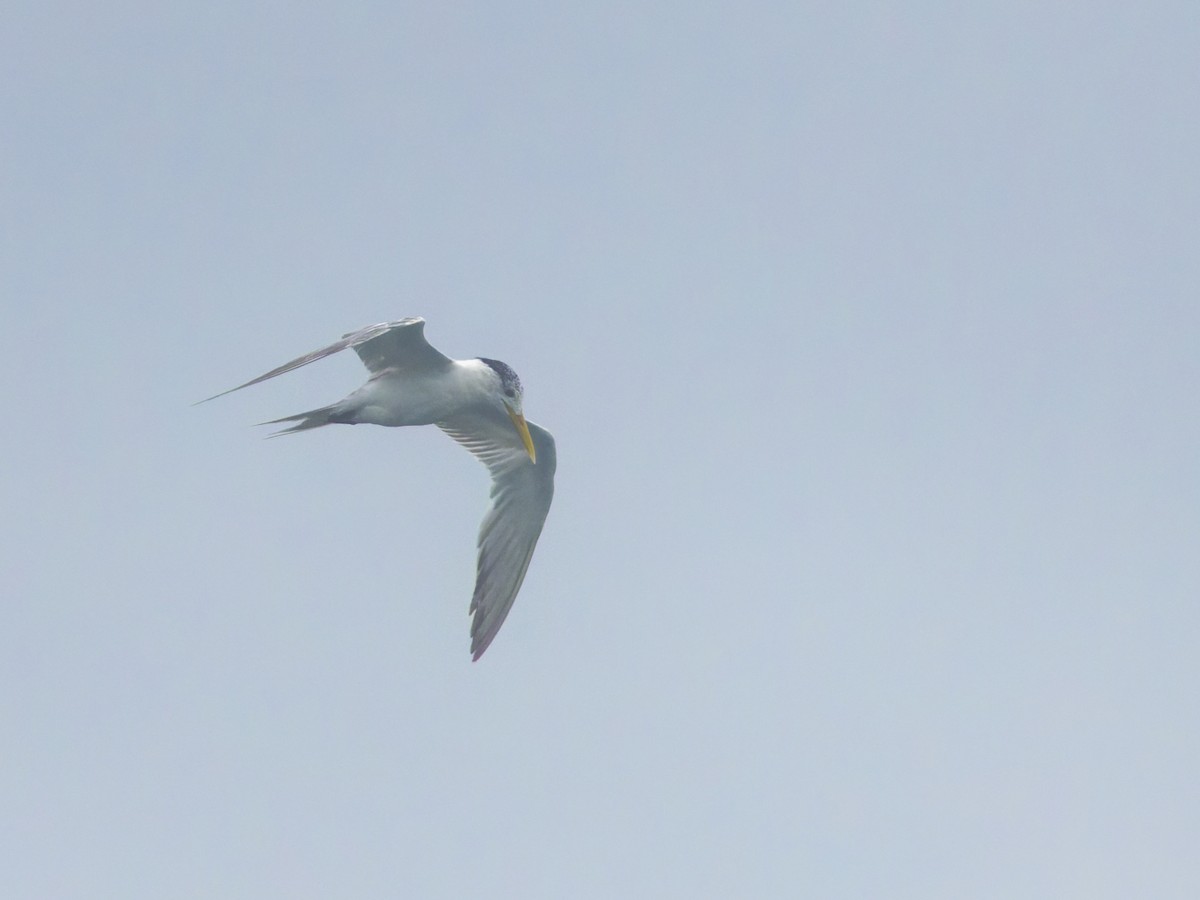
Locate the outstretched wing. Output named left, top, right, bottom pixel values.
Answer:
left=197, top=318, right=451, bottom=403
left=438, top=412, right=557, bottom=660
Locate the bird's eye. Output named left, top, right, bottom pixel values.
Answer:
left=504, top=388, right=516, bottom=398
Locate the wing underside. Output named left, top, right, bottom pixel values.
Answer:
left=439, top=414, right=557, bottom=659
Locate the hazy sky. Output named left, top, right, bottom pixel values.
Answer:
left=3, top=2, right=1198, bottom=897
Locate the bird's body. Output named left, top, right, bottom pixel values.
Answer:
left=201, top=318, right=555, bottom=660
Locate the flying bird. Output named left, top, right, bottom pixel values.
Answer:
left=200, top=318, right=556, bottom=660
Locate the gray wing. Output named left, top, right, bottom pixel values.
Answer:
left=197, top=318, right=451, bottom=402
left=439, top=413, right=557, bottom=660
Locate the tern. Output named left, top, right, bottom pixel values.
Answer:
left=201, top=318, right=556, bottom=660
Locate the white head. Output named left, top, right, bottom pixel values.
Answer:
left=478, top=357, right=536, bottom=462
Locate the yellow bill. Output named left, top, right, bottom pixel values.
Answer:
left=505, top=404, right=537, bottom=463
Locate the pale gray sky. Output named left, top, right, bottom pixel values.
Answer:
left=3, top=2, right=1198, bottom=897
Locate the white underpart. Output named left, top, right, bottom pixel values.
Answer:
left=345, top=358, right=501, bottom=427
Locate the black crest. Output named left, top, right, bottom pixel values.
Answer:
left=478, top=357, right=522, bottom=395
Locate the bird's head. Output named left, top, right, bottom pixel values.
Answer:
left=478, top=357, right=536, bottom=463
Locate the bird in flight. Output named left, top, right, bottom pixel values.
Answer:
left=200, top=318, right=556, bottom=660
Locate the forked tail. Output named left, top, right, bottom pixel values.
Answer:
left=257, top=404, right=351, bottom=437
